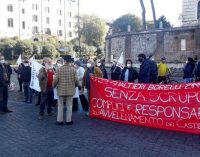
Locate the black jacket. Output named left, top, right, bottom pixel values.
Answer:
left=138, top=59, right=151, bottom=83
left=111, top=65, right=121, bottom=80
left=20, top=66, right=31, bottom=83
left=121, top=67, right=138, bottom=82
left=100, top=66, right=108, bottom=79
left=183, top=62, right=195, bottom=79
left=0, top=64, right=5, bottom=87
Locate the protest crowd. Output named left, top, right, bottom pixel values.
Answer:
left=1, top=51, right=200, bottom=125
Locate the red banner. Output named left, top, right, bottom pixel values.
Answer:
left=90, top=76, right=200, bottom=134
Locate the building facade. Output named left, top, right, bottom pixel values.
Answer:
left=182, top=0, right=200, bottom=25
left=0, top=0, right=76, bottom=41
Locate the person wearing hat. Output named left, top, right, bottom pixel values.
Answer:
left=157, top=57, right=171, bottom=83
left=21, top=59, right=32, bottom=103
left=53, top=55, right=78, bottom=125
left=38, top=57, right=55, bottom=119
left=0, top=55, right=13, bottom=114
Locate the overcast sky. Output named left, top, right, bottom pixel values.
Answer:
left=79, top=0, right=182, bottom=25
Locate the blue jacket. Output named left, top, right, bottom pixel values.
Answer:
left=138, top=59, right=151, bottom=83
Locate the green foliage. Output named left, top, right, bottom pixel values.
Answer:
left=0, top=38, right=17, bottom=60
left=156, top=15, right=171, bottom=28
left=112, top=14, right=142, bottom=33
left=41, top=42, right=59, bottom=59
left=14, top=40, right=33, bottom=56
left=80, top=14, right=107, bottom=47
left=73, top=43, right=97, bottom=58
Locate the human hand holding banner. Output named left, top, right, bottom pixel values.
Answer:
left=90, top=76, right=200, bottom=135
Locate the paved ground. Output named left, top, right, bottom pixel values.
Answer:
left=0, top=74, right=200, bottom=157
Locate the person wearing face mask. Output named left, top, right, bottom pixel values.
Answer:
left=82, top=59, right=103, bottom=115
left=38, top=57, right=55, bottom=120
left=0, top=55, right=13, bottom=114
left=110, top=59, right=122, bottom=80
left=96, top=59, right=108, bottom=79
left=137, top=54, right=151, bottom=83
left=148, top=54, right=158, bottom=84
left=121, top=59, right=138, bottom=82
left=20, top=60, right=32, bottom=104
left=157, top=57, right=171, bottom=84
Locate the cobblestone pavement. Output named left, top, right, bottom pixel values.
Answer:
left=0, top=74, right=200, bottom=157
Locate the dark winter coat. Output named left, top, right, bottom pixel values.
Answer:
left=20, top=66, right=31, bottom=83
left=148, top=59, right=158, bottom=83
left=138, top=59, right=151, bottom=83
left=0, top=64, right=5, bottom=87
left=121, top=67, right=138, bottom=82
left=183, top=62, right=195, bottom=79
left=100, top=66, right=108, bottom=79
left=110, top=65, right=121, bottom=80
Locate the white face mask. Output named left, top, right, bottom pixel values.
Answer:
left=24, top=63, right=29, bottom=67
left=57, top=63, right=62, bottom=67
left=127, top=64, right=132, bottom=68
left=150, top=57, right=155, bottom=61
left=0, top=60, right=5, bottom=64
left=97, top=63, right=101, bottom=67
left=87, top=63, right=92, bottom=68
left=46, top=64, right=53, bottom=69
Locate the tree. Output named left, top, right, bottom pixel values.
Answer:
left=80, top=14, right=107, bottom=47
left=150, top=0, right=156, bottom=29
left=0, top=38, right=16, bottom=60
left=156, top=15, right=171, bottom=28
left=112, top=14, right=142, bottom=33
left=140, top=0, right=146, bottom=30
left=41, top=42, right=59, bottom=59
left=14, top=40, right=33, bottom=56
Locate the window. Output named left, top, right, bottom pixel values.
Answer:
left=57, top=30, right=63, bottom=36
left=45, top=28, right=51, bottom=35
left=68, top=22, right=72, bottom=27
left=7, top=4, right=13, bottom=12
left=58, top=20, right=62, bottom=26
left=22, top=8, right=25, bottom=14
left=32, top=15, right=38, bottom=22
left=22, top=21, right=25, bottom=29
left=181, top=39, right=186, bottom=51
left=8, top=18, right=14, bottom=27
left=57, top=9, right=62, bottom=15
left=67, top=31, right=72, bottom=37
left=32, top=26, right=38, bottom=34
left=32, top=4, right=38, bottom=10
left=59, top=0, right=62, bottom=5
left=45, top=7, right=50, bottom=13
left=67, top=12, right=72, bottom=18
left=198, top=1, right=200, bottom=19
left=46, top=17, right=50, bottom=24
